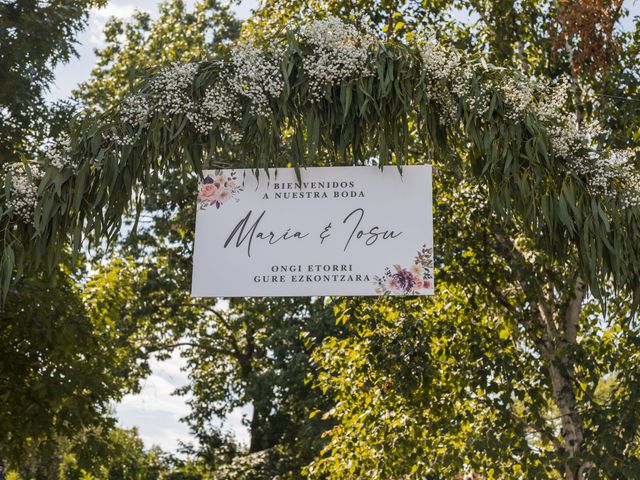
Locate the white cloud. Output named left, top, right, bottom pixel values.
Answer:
left=91, top=2, right=141, bottom=20
left=115, top=351, right=193, bottom=452
left=225, top=405, right=251, bottom=446
left=88, top=2, right=149, bottom=47
left=114, top=349, right=251, bottom=454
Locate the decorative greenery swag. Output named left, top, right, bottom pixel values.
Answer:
left=1, top=17, right=639, bottom=299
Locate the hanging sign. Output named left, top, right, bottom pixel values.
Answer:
left=192, top=166, right=434, bottom=297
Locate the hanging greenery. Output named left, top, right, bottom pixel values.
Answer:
left=1, top=16, right=639, bottom=299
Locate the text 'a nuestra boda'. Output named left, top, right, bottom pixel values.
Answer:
left=261, top=180, right=365, bottom=200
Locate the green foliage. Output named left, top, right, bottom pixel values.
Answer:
left=2, top=2, right=640, bottom=479
left=301, top=157, right=640, bottom=478
left=246, top=0, right=639, bottom=151
left=0, top=259, right=151, bottom=465
left=6, top=425, right=201, bottom=480
left=0, top=0, right=156, bottom=470
left=177, top=298, right=338, bottom=470
left=60, top=427, right=166, bottom=480
left=0, top=0, right=106, bottom=163
left=307, top=291, right=556, bottom=479
left=66, top=5, right=336, bottom=478
left=307, top=290, right=640, bottom=478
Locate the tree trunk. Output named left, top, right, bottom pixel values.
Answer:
left=548, top=358, right=583, bottom=480
left=539, top=277, right=588, bottom=480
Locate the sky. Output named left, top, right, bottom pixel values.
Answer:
left=50, top=0, right=639, bottom=455
left=48, top=0, right=258, bottom=101
left=116, top=349, right=250, bottom=452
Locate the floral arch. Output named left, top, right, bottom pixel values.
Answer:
left=1, top=17, right=639, bottom=297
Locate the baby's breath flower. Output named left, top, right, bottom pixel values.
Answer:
left=188, top=82, right=243, bottom=142
left=44, top=133, right=73, bottom=169
left=419, top=38, right=474, bottom=123
left=574, top=148, right=640, bottom=207
left=4, top=163, right=43, bottom=223
left=150, top=62, right=199, bottom=116
left=501, top=77, right=533, bottom=120
left=301, top=16, right=376, bottom=101
left=420, top=39, right=461, bottom=81
left=103, top=129, right=137, bottom=147
left=230, top=42, right=284, bottom=116
left=535, top=78, right=586, bottom=158
left=121, top=94, right=151, bottom=127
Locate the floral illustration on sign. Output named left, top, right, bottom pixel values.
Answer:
left=197, top=170, right=242, bottom=210
left=374, top=245, right=434, bottom=295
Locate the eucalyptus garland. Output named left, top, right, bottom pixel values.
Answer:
left=1, top=16, right=639, bottom=299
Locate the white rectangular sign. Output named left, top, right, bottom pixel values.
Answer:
left=192, top=166, right=434, bottom=297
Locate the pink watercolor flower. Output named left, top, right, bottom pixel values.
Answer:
left=198, top=171, right=242, bottom=210
left=217, top=188, right=231, bottom=203
left=199, top=183, right=220, bottom=202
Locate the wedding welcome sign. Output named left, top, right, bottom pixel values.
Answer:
left=192, top=166, right=434, bottom=297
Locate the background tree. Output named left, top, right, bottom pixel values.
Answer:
left=2, top=1, right=639, bottom=480
left=0, top=1, right=161, bottom=471
left=74, top=0, right=240, bottom=111
left=0, top=258, right=152, bottom=470
left=0, top=0, right=106, bottom=164
left=241, top=2, right=640, bottom=478
left=8, top=426, right=192, bottom=480
left=177, top=297, right=337, bottom=477
left=246, top=0, right=639, bottom=147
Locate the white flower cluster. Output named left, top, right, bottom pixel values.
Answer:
left=575, top=148, right=640, bottom=207
left=465, top=79, right=492, bottom=117
left=188, top=83, right=243, bottom=143
left=44, top=133, right=73, bottom=169
left=540, top=82, right=640, bottom=207
left=420, top=38, right=482, bottom=122
left=111, top=64, right=198, bottom=145
left=536, top=79, right=585, bottom=158
left=230, top=42, right=284, bottom=116
left=421, top=40, right=461, bottom=82
left=103, top=129, right=137, bottom=147
left=150, top=62, right=199, bottom=116
left=301, top=16, right=376, bottom=101
left=4, top=163, right=43, bottom=223
left=187, top=45, right=283, bottom=139
left=501, top=77, right=533, bottom=121
left=121, top=94, right=151, bottom=127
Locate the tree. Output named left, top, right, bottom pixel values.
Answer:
left=8, top=426, right=181, bottom=480
left=306, top=172, right=640, bottom=479
left=74, top=0, right=240, bottom=111
left=60, top=427, right=166, bottom=480
left=0, top=0, right=155, bottom=470
left=178, top=298, right=337, bottom=475
left=244, top=0, right=639, bottom=148
left=240, top=3, right=640, bottom=478
left=0, top=258, right=151, bottom=467
left=0, top=0, right=106, bottom=164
